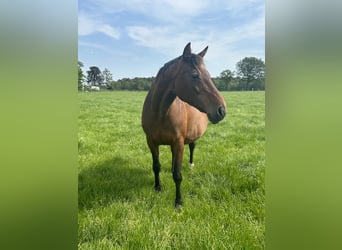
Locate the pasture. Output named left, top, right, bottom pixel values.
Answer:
left=78, top=91, right=265, bottom=249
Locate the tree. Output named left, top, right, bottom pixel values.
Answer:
left=78, top=61, right=85, bottom=91
left=212, top=77, right=225, bottom=91
left=236, top=57, right=265, bottom=90
left=220, top=69, right=233, bottom=81
left=86, top=66, right=102, bottom=86
left=219, top=69, right=234, bottom=90
left=101, top=68, right=113, bottom=88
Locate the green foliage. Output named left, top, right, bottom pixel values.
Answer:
left=111, top=77, right=154, bottom=91
left=236, top=57, right=265, bottom=91
left=220, top=69, right=234, bottom=80
left=78, top=91, right=265, bottom=249
left=213, top=61, right=265, bottom=91
left=213, top=76, right=242, bottom=91
left=101, top=68, right=113, bottom=88
left=79, top=56, right=265, bottom=92
left=217, top=70, right=234, bottom=90
left=78, top=61, right=85, bottom=91
left=86, top=66, right=102, bottom=86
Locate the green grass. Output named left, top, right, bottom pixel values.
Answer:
left=78, top=91, right=265, bottom=249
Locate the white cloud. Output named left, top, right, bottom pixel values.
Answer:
left=90, top=0, right=264, bottom=24
left=93, top=0, right=208, bottom=19
left=78, top=11, right=120, bottom=39
left=126, top=26, right=168, bottom=47
left=79, top=0, right=264, bottom=77
left=97, top=24, right=120, bottom=39
left=126, top=11, right=264, bottom=57
left=78, top=40, right=107, bottom=50
left=127, top=26, right=195, bottom=50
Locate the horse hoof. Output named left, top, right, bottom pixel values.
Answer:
left=189, top=162, right=195, bottom=167
left=155, top=186, right=162, bottom=192
left=175, top=203, right=182, bottom=210
left=175, top=200, right=183, bottom=209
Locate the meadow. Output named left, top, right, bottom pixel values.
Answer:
left=78, top=91, right=265, bottom=249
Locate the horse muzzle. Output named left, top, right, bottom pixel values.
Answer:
left=208, top=105, right=226, bottom=124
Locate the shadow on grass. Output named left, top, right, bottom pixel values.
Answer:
left=78, top=157, right=152, bottom=210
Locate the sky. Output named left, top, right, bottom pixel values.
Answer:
left=78, top=0, right=264, bottom=80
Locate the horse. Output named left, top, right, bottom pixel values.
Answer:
left=141, top=43, right=226, bottom=208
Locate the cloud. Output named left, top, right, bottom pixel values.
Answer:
left=126, top=26, right=163, bottom=47
left=78, top=40, right=107, bottom=50
left=79, top=0, right=264, bottom=44
left=97, top=24, right=120, bottom=39
left=124, top=9, right=264, bottom=75
left=78, top=0, right=265, bottom=77
left=126, top=11, right=264, bottom=56
left=126, top=26, right=184, bottom=48
left=78, top=11, right=120, bottom=39
left=92, top=0, right=263, bottom=21
left=92, top=0, right=209, bottom=22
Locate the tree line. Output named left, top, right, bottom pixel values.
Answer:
left=78, top=57, right=265, bottom=91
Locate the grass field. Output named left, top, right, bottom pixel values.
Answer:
left=78, top=91, right=265, bottom=249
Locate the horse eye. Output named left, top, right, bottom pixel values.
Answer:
left=192, top=73, right=200, bottom=80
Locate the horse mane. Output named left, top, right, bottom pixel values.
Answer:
left=150, top=54, right=199, bottom=114
left=155, top=56, right=182, bottom=79
left=155, top=54, right=201, bottom=79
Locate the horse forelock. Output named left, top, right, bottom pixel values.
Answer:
left=189, top=54, right=202, bottom=67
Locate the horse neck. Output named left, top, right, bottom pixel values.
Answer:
left=150, top=72, right=178, bottom=117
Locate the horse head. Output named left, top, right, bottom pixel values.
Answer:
left=174, top=43, right=226, bottom=124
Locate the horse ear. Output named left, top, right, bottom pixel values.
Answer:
left=198, top=46, right=208, bottom=58
left=183, top=42, right=192, bottom=59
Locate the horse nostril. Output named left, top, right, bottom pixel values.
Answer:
left=217, top=105, right=226, bottom=119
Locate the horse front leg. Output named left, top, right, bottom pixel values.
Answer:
left=171, top=140, right=184, bottom=208
left=147, top=139, right=161, bottom=191
left=189, top=142, right=196, bottom=167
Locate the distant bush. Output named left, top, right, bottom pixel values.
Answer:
left=111, top=77, right=154, bottom=91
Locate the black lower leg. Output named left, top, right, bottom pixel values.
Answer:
left=189, top=142, right=196, bottom=165
left=152, top=155, right=161, bottom=191
left=173, top=170, right=182, bottom=207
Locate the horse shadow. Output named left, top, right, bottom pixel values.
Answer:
left=78, top=157, right=152, bottom=210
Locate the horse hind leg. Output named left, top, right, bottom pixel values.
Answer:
left=189, top=142, right=196, bottom=167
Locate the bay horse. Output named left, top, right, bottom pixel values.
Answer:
left=142, top=43, right=226, bottom=208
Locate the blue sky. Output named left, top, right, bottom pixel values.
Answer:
left=78, top=0, right=264, bottom=80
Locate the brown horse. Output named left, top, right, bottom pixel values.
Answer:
left=142, top=43, right=226, bottom=208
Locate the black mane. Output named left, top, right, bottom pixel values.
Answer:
left=156, top=56, right=182, bottom=78
left=155, top=54, right=200, bottom=79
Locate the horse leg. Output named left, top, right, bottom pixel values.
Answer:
left=171, top=146, right=175, bottom=172
left=148, top=140, right=161, bottom=191
left=171, top=140, right=184, bottom=208
left=189, top=142, right=196, bottom=167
